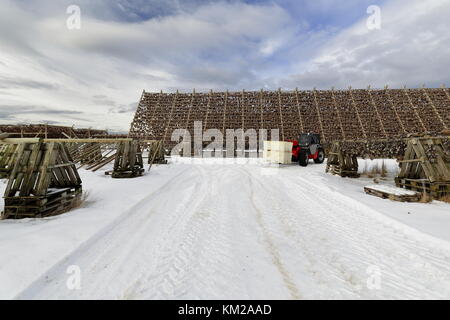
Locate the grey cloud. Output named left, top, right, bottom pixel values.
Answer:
left=0, top=105, right=84, bottom=117
left=110, top=102, right=138, bottom=114
left=279, top=0, right=450, bottom=89
left=1, top=0, right=449, bottom=132
left=173, top=65, right=256, bottom=88
left=13, top=0, right=216, bottom=22
left=0, top=76, right=58, bottom=90
left=92, top=95, right=116, bottom=106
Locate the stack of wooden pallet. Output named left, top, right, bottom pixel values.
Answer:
left=395, top=136, right=450, bottom=198
left=2, top=142, right=82, bottom=219
left=325, top=141, right=360, bottom=178
left=146, top=140, right=167, bottom=165
left=106, top=141, right=144, bottom=178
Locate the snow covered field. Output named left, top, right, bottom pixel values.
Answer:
left=1, top=158, right=450, bottom=299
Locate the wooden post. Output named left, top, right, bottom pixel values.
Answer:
left=277, top=88, right=285, bottom=141
left=442, top=84, right=450, bottom=101
left=348, top=86, right=367, bottom=139
left=367, top=85, right=388, bottom=138
left=222, top=90, right=228, bottom=139
left=384, top=85, right=407, bottom=135
left=162, top=90, right=179, bottom=147
left=146, top=90, right=163, bottom=140
left=294, top=88, right=304, bottom=133
left=403, top=86, right=427, bottom=132
left=203, top=89, right=213, bottom=132
left=241, top=89, right=245, bottom=133
left=313, top=88, right=326, bottom=141
left=331, top=87, right=346, bottom=140
left=421, top=86, right=447, bottom=130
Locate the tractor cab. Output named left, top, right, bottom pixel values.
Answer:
left=289, top=133, right=325, bottom=166
left=299, top=133, right=320, bottom=146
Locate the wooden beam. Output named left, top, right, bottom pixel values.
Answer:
left=421, top=86, right=447, bottom=130
left=331, top=87, right=346, bottom=140
left=384, top=85, right=407, bottom=135
left=1, top=138, right=133, bottom=144
left=367, top=85, right=387, bottom=138
left=403, top=86, right=427, bottom=132
left=313, top=88, right=326, bottom=141
left=348, top=86, right=367, bottom=139
left=277, top=88, right=285, bottom=141
left=294, top=88, right=304, bottom=133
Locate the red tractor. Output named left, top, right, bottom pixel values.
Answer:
left=289, top=133, right=325, bottom=167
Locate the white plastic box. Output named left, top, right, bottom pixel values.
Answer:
left=263, top=141, right=293, bottom=164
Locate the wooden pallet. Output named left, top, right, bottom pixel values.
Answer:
left=364, top=185, right=421, bottom=202
left=147, top=140, right=167, bottom=165
left=0, top=144, right=16, bottom=178
left=325, top=141, right=360, bottom=178
left=3, top=187, right=82, bottom=218
left=1, top=142, right=82, bottom=219
left=73, top=142, right=103, bottom=165
left=395, top=178, right=450, bottom=199
left=395, top=137, right=450, bottom=198
left=106, top=140, right=144, bottom=178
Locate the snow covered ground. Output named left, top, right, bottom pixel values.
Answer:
left=0, top=158, right=450, bottom=299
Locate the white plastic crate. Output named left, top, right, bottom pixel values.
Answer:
left=270, top=150, right=292, bottom=164
left=263, top=141, right=293, bottom=164
left=270, top=141, right=293, bottom=152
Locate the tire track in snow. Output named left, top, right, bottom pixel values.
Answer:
left=247, top=166, right=450, bottom=299
left=123, top=164, right=246, bottom=299
left=288, top=174, right=450, bottom=298
left=241, top=166, right=358, bottom=298
left=128, top=165, right=215, bottom=299
left=239, top=167, right=302, bottom=300
left=16, top=166, right=202, bottom=299
left=14, top=161, right=450, bottom=299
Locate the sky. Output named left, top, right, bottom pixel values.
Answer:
left=0, top=0, right=449, bottom=132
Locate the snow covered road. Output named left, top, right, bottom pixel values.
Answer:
left=2, top=159, right=450, bottom=299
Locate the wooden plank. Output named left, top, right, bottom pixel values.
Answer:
left=129, top=141, right=137, bottom=169
left=90, top=153, right=116, bottom=172
left=364, top=185, right=420, bottom=202
left=411, top=140, right=437, bottom=182
left=58, top=145, right=78, bottom=184
left=1, top=138, right=132, bottom=144
left=20, top=143, right=41, bottom=196
left=121, top=141, right=130, bottom=169
left=5, top=143, right=26, bottom=197
left=398, top=143, right=414, bottom=178
left=35, top=142, right=55, bottom=195
left=63, top=144, right=82, bottom=184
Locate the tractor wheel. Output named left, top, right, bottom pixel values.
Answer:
left=314, top=149, right=325, bottom=164
left=299, top=149, right=309, bottom=167
left=291, top=155, right=298, bottom=162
